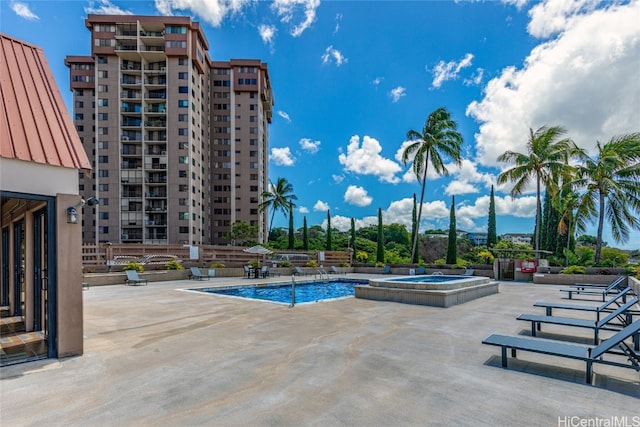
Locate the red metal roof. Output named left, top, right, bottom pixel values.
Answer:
left=0, top=33, right=91, bottom=170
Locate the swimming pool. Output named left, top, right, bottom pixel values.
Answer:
left=191, top=279, right=367, bottom=304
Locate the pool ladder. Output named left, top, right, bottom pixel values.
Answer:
left=317, top=268, right=329, bottom=282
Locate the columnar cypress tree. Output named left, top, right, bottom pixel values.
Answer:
left=326, top=210, right=332, bottom=250
left=540, top=191, right=552, bottom=251
left=487, top=185, right=497, bottom=247
left=288, top=205, right=295, bottom=249
left=411, top=193, right=418, bottom=263
left=376, top=208, right=385, bottom=263
left=446, top=196, right=457, bottom=265
left=302, top=216, right=309, bottom=250
left=350, top=217, right=356, bottom=252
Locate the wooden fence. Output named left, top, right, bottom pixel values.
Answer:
left=82, top=243, right=351, bottom=271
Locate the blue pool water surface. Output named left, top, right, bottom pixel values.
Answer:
left=194, top=279, right=366, bottom=304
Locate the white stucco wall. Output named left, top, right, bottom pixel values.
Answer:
left=0, top=158, right=79, bottom=196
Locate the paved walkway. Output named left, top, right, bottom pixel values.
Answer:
left=1, top=275, right=638, bottom=426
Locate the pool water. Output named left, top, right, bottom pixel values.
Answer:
left=193, top=279, right=367, bottom=304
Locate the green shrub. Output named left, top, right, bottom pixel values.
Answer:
left=341, top=262, right=351, bottom=268
left=279, top=260, right=292, bottom=267
left=248, top=259, right=260, bottom=268
left=165, top=260, right=183, bottom=270
left=375, top=262, right=385, bottom=268
left=122, top=261, right=144, bottom=272
left=477, top=250, right=495, bottom=264
left=209, top=262, right=225, bottom=268
left=305, top=260, right=318, bottom=268
left=560, top=265, right=586, bottom=274
left=355, top=251, right=369, bottom=262
left=433, top=258, right=446, bottom=265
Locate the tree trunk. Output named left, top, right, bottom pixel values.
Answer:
left=595, top=191, right=606, bottom=263
left=535, top=174, right=541, bottom=257
left=411, top=153, right=429, bottom=263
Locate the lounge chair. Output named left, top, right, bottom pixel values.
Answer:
left=243, top=265, right=252, bottom=278
left=569, top=275, right=625, bottom=291
left=381, top=265, right=391, bottom=274
left=189, top=267, right=212, bottom=280
left=463, top=269, right=474, bottom=276
left=125, top=270, right=148, bottom=286
left=260, top=265, right=270, bottom=278
left=416, top=266, right=426, bottom=275
left=516, top=297, right=638, bottom=345
left=533, top=287, right=633, bottom=321
left=482, top=318, right=640, bottom=384
left=294, top=266, right=311, bottom=276
left=329, top=266, right=341, bottom=274
left=560, top=278, right=627, bottom=301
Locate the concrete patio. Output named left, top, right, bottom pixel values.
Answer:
left=1, top=275, right=638, bottom=426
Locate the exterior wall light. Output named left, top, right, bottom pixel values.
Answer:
left=67, top=207, right=79, bottom=224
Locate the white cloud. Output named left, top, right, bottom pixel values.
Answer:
left=382, top=197, right=450, bottom=232
left=299, top=138, right=320, bottom=154
left=372, top=77, right=384, bottom=88
left=464, top=68, right=485, bottom=86
left=527, top=0, right=600, bottom=39
left=467, top=1, right=640, bottom=167
left=332, top=174, right=345, bottom=184
left=344, top=185, right=373, bottom=207
left=443, top=159, right=496, bottom=195
left=86, top=0, right=132, bottom=15
left=270, top=147, right=295, bottom=166
left=445, top=181, right=479, bottom=196
left=338, top=135, right=402, bottom=184
left=501, top=0, right=529, bottom=10
left=321, top=45, right=348, bottom=67
left=10, top=1, right=39, bottom=20
left=314, top=200, right=330, bottom=212
left=155, top=0, right=248, bottom=26
left=258, top=24, right=277, bottom=45
left=272, top=0, right=320, bottom=37
left=277, top=110, right=291, bottom=122
left=334, top=13, right=343, bottom=34
left=298, top=206, right=309, bottom=214
left=457, top=194, right=537, bottom=220
left=431, top=53, right=474, bottom=88
left=389, top=86, right=406, bottom=103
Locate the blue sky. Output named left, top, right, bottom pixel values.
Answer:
left=2, top=0, right=639, bottom=250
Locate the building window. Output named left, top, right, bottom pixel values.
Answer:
left=179, top=142, right=188, bottom=149
left=99, top=226, right=109, bottom=234
left=250, top=139, right=258, bottom=145
left=98, top=127, right=109, bottom=135
left=178, top=128, right=188, bottom=136
left=99, top=198, right=109, bottom=205
left=179, top=212, right=189, bottom=220
left=179, top=227, right=189, bottom=233
left=250, top=127, right=257, bottom=134
left=178, top=72, right=187, bottom=79
left=98, top=184, right=109, bottom=192
left=98, top=70, right=108, bottom=78
left=98, top=170, right=109, bottom=177
left=178, top=100, right=188, bottom=108
left=75, top=89, right=84, bottom=96
left=179, top=170, right=187, bottom=178
left=98, top=99, right=108, bottom=107
left=179, top=156, right=188, bottom=164
left=98, top=84, right=108, bottom=93
left=250, top=104, right=257, bottom=110
left=97, top=56, right=108, bottom=64
left=75, top=113, right=83, bottom=120
left=99, top=212, right=109, bottom=220
left=98, top=155, right=108, bottom=163
left=249, top=116, right=257, bottom=122
left=98, top=113, right=108, bottom=120
left=178, top=86, right=188, bottom=93
left=178, top=114, right=188, bottom=121
left=166, top=25, right=187, bottom=34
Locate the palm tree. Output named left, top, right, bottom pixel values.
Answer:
left=574, top=133, right=640, bottom=263
left=258, top=177, right=297, bottom=241
left=402, top=107, right=463, bottom=262
left=497, top=125, right=580, bottom=255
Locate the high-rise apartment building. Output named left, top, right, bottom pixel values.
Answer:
left=65, top=15, right=273, bottom=245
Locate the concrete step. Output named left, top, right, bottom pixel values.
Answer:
left=0, top=316, right=25, bottom=335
